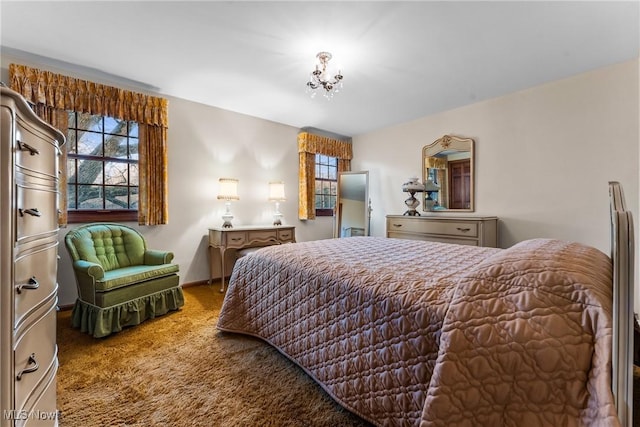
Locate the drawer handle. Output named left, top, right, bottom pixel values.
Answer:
left=456, top=227, right=471, bottom=233
left=19, top=208, right=41, bottom=217
left=17, top=140, right=40, bottom=156
left=16, top=353, right=39, bottom=380
left=231, top=237, right=243, bottom=241
left=16, top=276, right=39, bottom=294
left=281, top=233, right=290, bottom=238
left=392, top=223, right=403, bottom=228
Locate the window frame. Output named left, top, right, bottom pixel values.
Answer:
left=66, top=112, right=139, bottom=223
left=314, top=153, right=338, bottom=217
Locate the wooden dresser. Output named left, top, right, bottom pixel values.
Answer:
left=208, top=225, right=296, bottom=291
left=386, top=215, right=498, bottom=247
left=1, top=86, right=64, bottom=426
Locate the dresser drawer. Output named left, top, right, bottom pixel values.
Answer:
left=22, top=363, right=58, bottom=427
left=16, top=185, right=58, bottom=242
left=14, top=245, right=58, bottom=329
left=16, top=120, right=59, bottom=178
left=247, top=230, right=277, bottom=242
left=387, top=217, right=478, bottom=238
left=277, top=229, right=294, bottom=242
left=14, top=303, right=57, bottom=413
left=225, top=231, right=247, bottom=247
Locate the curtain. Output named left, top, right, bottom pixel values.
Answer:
left=425, top=157, right=448, bottom=169
left=138, top=124, right=169, bottom=224
left=9, top=63, right=170, bottom=225
left=437, top=168, right=448, bottom=208
left=297, top=132, right=352, bottom=220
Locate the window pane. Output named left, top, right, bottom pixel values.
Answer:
left=329, top=166, right=337, bottom=180
left=77, top=131, right=102, bottom=156
left=104, top=135, right=128, bottom=159
left=67, top=111, right=76, bottom=128
left=129, top=122, right=138, bottom=138
left=129, top=164, right=139, bottom=186
left=105, top=186, right=130, bottom=209
left=129, top=138, right=139, bottom=160
left=322, top=180, right=332, bottom=196
left=104, top=117, right=128, bottom=135
left=77, top=185, right=103, bottom=209
left=105, top=161, right=129, bottom=185
left=329, top=157, right=338, bottom=167
left=130, top=187, right=139, bottom=209
left=66, top=131, right=77, bottom=154
left=76, top=159, right=103, bottom=184
left=77, top=113, right=103, bottom=132
left=67, top=184, right=77, bottom=209
left=66, top=159, right=77, bottom=183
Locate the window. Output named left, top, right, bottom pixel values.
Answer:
left=66, top=112, right=139, bottom=222
left=314, top=154, right=337, bottom=216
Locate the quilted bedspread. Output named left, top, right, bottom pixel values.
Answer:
left=217, top=237, right=618, bottom=426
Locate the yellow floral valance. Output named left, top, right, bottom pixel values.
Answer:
left=297, top=132, right=353, bottom=159
left=9, top=63, right=168, bottom=127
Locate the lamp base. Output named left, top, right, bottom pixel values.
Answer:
left=403, top=191, right=421, bottom=216
left=221, top=202, right=234, bottom=228
left=403, top=209, right=421, bottom=216
left=273, top=211, right=283, bottom=226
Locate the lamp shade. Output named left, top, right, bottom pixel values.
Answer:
left=217, top=178, right=239, bottom=200
left=268, top=181, right=286, bottom=201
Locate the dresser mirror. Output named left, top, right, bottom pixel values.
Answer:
left=422, top=135, right=475, bottom=212
left=334, top=171, right=371, bottom=238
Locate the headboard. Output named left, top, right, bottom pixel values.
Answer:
left=609, top=181, right=635, bottom=426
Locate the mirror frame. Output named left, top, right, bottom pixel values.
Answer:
left=422, top=135, right=475, bottom=212
left=334, top=171, right=370, bottom=238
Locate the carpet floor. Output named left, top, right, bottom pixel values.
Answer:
left=56, top=284, right=373, bottom=427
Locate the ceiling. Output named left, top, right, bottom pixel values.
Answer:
left=1, top=1, right=638, bottom=137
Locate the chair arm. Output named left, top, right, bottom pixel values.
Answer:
left=144, top=250, right=174, bottom=265
left=73, top=260, right=105, bottom=280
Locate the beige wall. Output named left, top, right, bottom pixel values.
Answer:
left=353, top=59, right=639, bottom=308
left=2, top=54, right=638, bottom=309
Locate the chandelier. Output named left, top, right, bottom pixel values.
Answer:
left=306, top=51, right=343, bottom=99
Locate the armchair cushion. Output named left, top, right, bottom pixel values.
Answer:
left=94, top=263, right=179, bottom=291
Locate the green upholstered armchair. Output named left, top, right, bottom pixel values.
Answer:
left=65, top=223, right=184, bottom=338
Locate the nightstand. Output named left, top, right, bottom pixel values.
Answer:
left=208, top=225, right=295, bottom=291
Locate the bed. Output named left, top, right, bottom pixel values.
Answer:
left=217, top=181, right=634, bottom=427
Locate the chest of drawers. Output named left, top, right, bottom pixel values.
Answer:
left=1, top=86, right=65, bottom=427
left=386, top=215, right=498, bottom=247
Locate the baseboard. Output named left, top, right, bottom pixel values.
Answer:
left=57, top=303, right=74, bottom=311
left=182, top=279, right=217, bottom=288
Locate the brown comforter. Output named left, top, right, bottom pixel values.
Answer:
left=217, top=237, right=618, bottom=426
